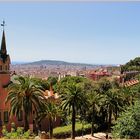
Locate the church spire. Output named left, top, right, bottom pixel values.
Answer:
left=1, top=20, right=7, bottom=55
left=1, top=30, right=7, bottom=55
left=0, top=20, right=8, bottom=63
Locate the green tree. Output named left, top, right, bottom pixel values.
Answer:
left=103, top=88, right=123, bottom=130
left=112, top=100, right=140, bottom=139
left=59, top=76, right=88, bottom=139
left=6, top=76, right=46, bottom=131
left=37, top=100, right=60, bottom=139
left=88, top=91, right=102, bottom=136
left=97, top=78, right=112, bottom=94
left=47, top=76, right=58, bottom=86
left=32, top=77, right=49, bottom=90
left=95, top=78, right=123, bottom=130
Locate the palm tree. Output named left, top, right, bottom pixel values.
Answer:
left=103, top=88, right=123, bottom=130
left=37, top=100, right=60, bottom=139
left=88, top=91, right=103, bottom=136
left=60, top=79, right=88, bottom=139
left=5, top=76, right=46, bottom=131
left=95, top=78, right=124, bottom=130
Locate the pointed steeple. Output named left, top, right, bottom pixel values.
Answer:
left=1, top=30, right=7, bottom=55
left=0, top=20, right=8, bottom=63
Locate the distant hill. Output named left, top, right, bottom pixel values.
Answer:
left=11, top=60, right=116, bottom=68
left=22, top=60, right=95, bottom=67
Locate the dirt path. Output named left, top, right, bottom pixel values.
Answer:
left=66, top=132, right=108, bottom=140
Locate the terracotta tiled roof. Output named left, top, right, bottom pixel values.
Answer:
left=124, top=79, right=139, bottom=87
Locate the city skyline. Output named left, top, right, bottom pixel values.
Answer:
left=0, top=2, right=140, bottom=65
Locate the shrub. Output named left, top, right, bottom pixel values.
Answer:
left=22, top=130, right=30, bottom=139
left=112, top=101, right=140, bottom=139
left=2, top=125, right=8, bottom=136
left=1, top=123, right=33, bottom=139
left=16, top=127, right=24, bottom=136
left=53, top=123, right=92, bottom=138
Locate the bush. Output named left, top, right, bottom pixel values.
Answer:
left=2, top=125, right=8, bottom=136
left=53, top=123, right=92, bottom=138
left=112, top=101, right=140, bottom=139
left=1, top=123, right=33, bottom=139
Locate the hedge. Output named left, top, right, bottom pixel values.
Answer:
left=53, top=123, right=97, bottom=139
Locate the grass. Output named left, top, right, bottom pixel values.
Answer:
left=53, top=122, right=91, bottom=134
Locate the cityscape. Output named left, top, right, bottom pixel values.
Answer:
left=0, top=1, right=140, bottom=140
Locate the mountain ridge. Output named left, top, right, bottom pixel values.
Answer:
left=11, top=60, right=117, bottom=67
left=20, top=60, right=94, bottom=66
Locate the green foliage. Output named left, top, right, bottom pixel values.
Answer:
left=54, top=123, right=91, bottom=134
left=59, top=76, right=89, bottom=113
left=31, top=77, right=49, bottom=90
left=58, top=76, right=89, bottom=138
left=2, top=125, right=8, bottom=136
left=22, top=130, right=30, bottom=139
left=6, top=76, right=46, bottom=131
left=2, top=123, right=32, bottom=139
left=97, top=78, right=112, bottom=93
left=87, top=77, right=124, bottom=132
left=121, top=57, right=140, bottom=72
left=47, top=76, right=58, bottom=85
left=5, top=74, right=140, bottom=139
left=53, top=123, right=92, bottom=138
left=16, top=127, right=24, bottom=136
left=37, top=100, right=61, bottom=138
left=112, top=101, right=140, bottom=139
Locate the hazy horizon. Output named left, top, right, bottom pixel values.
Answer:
left=11, top=59, right=121, bottom=66
left=0, top=2, right=140, bottom=65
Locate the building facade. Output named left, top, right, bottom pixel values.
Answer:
left=0, top=29, right=11, bottom=128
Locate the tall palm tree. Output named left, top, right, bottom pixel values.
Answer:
left=60, top=80, right=88, bottom=139
left=103, top=88, right=123, bottom=130
left=37, top=100, right=60, bottom=139
left=88, top=91, right=103, bottom=136
left=5, top=76, right=46, bottom=131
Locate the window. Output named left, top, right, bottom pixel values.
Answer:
left=18, top=111, right=23, bottom=121
left=4, top=111, right=9, bottom=123
left=0, top=65, right=2, bottom=71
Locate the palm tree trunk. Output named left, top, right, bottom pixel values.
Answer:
left=91, top=107, right=94, bottom=136
left=49, top=117, right=53, bottom=139
left=24, top=113, right=29, bottom=131
left=115, top=107, right=118, bottom=120
left=108, top=106, right=112, bottom=131
left=91, top=120, right=94, bottom=136
left=72, top=104, right=76, bottom=139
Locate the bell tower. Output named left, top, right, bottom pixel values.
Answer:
left=0, top=20, right=11, bottom=86
left=0, top=21, right=11, bottom=127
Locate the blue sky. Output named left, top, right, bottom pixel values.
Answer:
left=0, top=2, right=140, bottom=64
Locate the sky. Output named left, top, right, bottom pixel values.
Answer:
left=0, top=2, right=140, bottom=64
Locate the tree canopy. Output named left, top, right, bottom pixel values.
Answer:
left=121, top=57, right=140, bottom=72
left=112, top=100, right=140, bottom=139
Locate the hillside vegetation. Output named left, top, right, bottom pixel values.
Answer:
left=121, top=57, right=140, bottom=72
